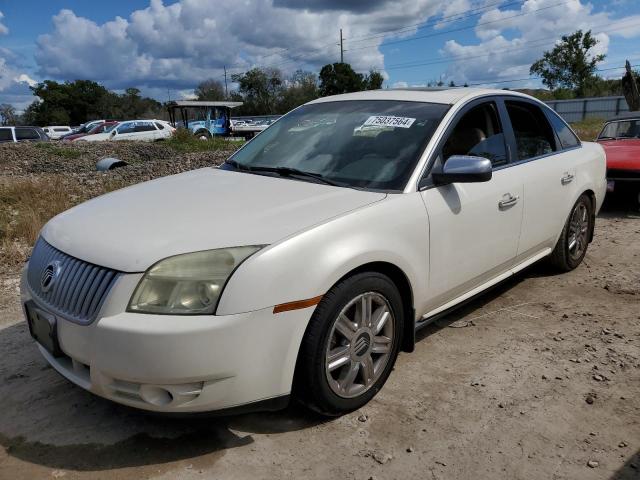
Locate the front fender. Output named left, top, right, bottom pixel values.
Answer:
left=216, top=193, right=429, bottom=316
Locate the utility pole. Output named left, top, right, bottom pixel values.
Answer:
left=223, top=66, right=229, bottom=99
left=339, top=29, right=344, bottom=63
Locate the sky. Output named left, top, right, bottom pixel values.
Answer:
left=1, top=0, right=639, bottom=111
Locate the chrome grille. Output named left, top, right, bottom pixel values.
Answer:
left=27, top=237, right=120, bottom=325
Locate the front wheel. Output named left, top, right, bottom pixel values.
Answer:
left=548, top=194, right=593, bottom=271
left=294, top=272, right=404, bottom=416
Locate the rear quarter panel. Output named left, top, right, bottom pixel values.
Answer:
left=576, top=141, right=607, bottom=213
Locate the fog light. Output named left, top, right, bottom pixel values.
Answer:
left=139, top=385, right=173, bottom=406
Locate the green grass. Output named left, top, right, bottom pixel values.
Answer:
left=164, top=128, right=243, bottom=153
left=570, top=118, right=605, bottom=141
left=34, top=142, right=83, bottom=159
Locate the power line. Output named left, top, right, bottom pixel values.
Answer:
left=464, top=63, right=640, bottom=87
left=347, top=0, right=574, bottom=53
left=384, top=19, right=640, bottom=72
left=222, top=0, right=525, bottom=72
left=344, top=0, right=525, bottom=44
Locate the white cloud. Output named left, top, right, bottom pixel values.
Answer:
left=0, top=11, right=8, bottom=35
left=0, top=54, right=37, bottom=111
left=442, top=0, right=640, bottom=85
left=34, top=0, right=455, bottom=91
left=392, top=81, right=409, bottom=88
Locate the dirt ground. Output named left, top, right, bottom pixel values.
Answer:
left=0, top=196, right=638, bottom=480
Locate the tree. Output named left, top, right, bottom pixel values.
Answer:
left=231, top=68, right=283, bottom=115
left=318, top=63, right=365, bottom=96
left=0, top=104, right=16, bottom=125
left=530, top=30, right=605, bottom=97
left=25, top=79, right=163, bottom=125
left=278, top=70, right=318, bottom=112
left=622, top=60, right=640, bottom=111
left=365, top=70, right=384, bottom=90
left=195, top=79, right=226, bottom=101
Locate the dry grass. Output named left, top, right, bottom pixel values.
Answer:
left=570, top=118, right=605, bottom=141
left=0, top=176, right=129, bottom=271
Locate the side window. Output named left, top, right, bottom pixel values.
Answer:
left=442, top=102, right=508, bottom=167
left=505, top=101, right=557, bottom=160
left=0, top=128, right=14, bottom=142
left=546, top=109, right=580, bottom=148
left=117, top=123, right=135, bottom=134
left=154, top=122, right=164, bottom=130
left=134, top=122, right=156, bottom=132
left=15, top=128, right=41, bottom=141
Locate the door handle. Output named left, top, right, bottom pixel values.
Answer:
left=498, top=193, right=519, bottom=209
left=561, top=173, right=574, bottom=185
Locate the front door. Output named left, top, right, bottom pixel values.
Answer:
left=420, top=101, right=524, bottom=313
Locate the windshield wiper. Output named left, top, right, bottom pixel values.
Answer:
left=224, top=160, right=345, bottom=187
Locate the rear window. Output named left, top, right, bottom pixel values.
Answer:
left=0, top=128, right=14, bottom=142
left=54, top=127, right=69, bottom=132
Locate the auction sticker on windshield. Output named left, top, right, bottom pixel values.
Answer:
left=363, top=115, right=416, bottom=128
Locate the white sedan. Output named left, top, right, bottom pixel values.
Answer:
left=77, top=119, right=174, bottom=142
left=21, top=88, right=606, bottom=416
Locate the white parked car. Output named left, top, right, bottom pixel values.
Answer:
left=21, top=89, right=606, bottom=415
left=42, top=126, right=73, bottom=139
left=77, top=119, right=174, bottom=142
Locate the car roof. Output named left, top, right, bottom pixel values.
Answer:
left=307, top=87, right=535, bottom=106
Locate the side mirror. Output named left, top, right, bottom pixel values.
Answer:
left=431, top=155, right=492, bottom=185
left=111, top=130, right=117, bottom=136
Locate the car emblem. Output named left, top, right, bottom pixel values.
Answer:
left=41, top=261, right=62, bottom=293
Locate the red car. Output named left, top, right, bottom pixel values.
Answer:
left=596, top=113, right=640, bottom=203
left=63, top=121, right=119, bottom=142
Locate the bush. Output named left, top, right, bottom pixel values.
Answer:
left=166, top=128, right=239, bottom=152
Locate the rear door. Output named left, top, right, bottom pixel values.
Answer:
left=420, top=99, right=524, bottom=311
left=502, top=100, right=580, bottom=262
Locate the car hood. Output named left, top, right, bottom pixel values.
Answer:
left=42, top=168, right=386, bottom=272
left=599, top=139, right=640, bottom=170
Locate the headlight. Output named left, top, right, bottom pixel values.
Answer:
left=127, top=246, right=262, bottom=315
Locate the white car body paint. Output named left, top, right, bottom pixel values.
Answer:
left=21, top=88, right=607, bottom=413
left=77, top=119, right=173, bottom=142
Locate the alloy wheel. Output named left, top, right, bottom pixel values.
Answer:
left=324, top=292, right=395, bottom=398
left=567, top=201, right=589, bottom=260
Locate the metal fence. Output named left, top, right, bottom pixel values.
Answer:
left=545, top=96, right=629, bottom=123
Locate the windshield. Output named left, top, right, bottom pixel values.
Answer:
left=599, top=119, right=640, bottom=139
left=226, top=100, right=449, bottom=191
left=104, top=123, right=118, bottom=133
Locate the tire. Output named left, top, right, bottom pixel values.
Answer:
left=548, top=193, right=593, bottom=271
left=294, top=272, right=404, bottom=416
left=194, top=129, right=211, bottom=140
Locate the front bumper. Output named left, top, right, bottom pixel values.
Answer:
left=20, top=271, right=313, bottom=413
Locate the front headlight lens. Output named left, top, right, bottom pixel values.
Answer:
left=128, top=246, right=262, bottom=315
